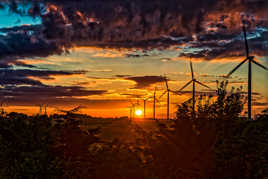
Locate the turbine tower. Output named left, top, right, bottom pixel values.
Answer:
left=129, top=99, right=140, bottom=120
left=0, top=101, right=5, bottom=115
left=44, top=104, right=48, bottom=115
left=128, top=106, right=133, bottom=120
left=226, top=25, right=267, bottom=120
left=38, top=104, right=43, bottom=115
left=159, top=77, right=180, bottom=120
left=143, top=96, right=153, bottom=119
left=178, top=61, right=211, bottom=118
left=153, top=87, right=157, bottom=120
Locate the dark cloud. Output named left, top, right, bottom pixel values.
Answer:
left=0, top=69, right=86, bottom=86
left=0, top=0, right=267, bottom=59
left=119, top=93, right=145, bottom=99
left=0, top=68, right=107, bottom=107
left=126, top=75, right=167, bottom=89
left=0, top=63, right=11, bottom=69
left=0, top=25, right=66, bottom=61
left=0, top=85, right=106, bottom=98
left=126, top=54, right=149, bottom=58
left=179, top=29, right=268, bottom=59
left=0, top=85, right=107, bottom=106
left=253, top=102, right=268, bottom=107
left=115, top=75, right=131, bottom=78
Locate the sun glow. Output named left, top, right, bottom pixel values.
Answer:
left=135, top=109, right=142, bottom=116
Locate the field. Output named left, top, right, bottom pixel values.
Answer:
left=1, top=87, right=268, bottom=179
left=1, top=112, right=267, bottom=179
left=52, top=117, right=214, bottom=178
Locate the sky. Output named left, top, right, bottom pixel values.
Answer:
left=0, top=0, right=267, bottom=118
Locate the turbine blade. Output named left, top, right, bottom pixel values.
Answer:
left=170, top=90, right=181, bottom=95
left=164, top=77, right=169, bottom=89
left=190, top=61, right=194, bottom=79
left=252, top=59, right=268, bottom=71
left=243, top=25, right=249, bottom=58
left=159, top=91, right=167, bottom=99
left=226, top=58, right=247, bottom=78
left=145, top=96, right=152, bottom=101
left=196, top=81, right=211, bottom=89
left=154, top=87, right=157, bottom=93
left=178, top=80, right=192, bottom=92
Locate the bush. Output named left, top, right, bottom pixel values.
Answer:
left=176, top=81, right=245, bottom=122
left=214, top=112, right=268, bottom=178
left=0, top=113, right=64, bottom=179
left=175, top=81, right=268, bottom=178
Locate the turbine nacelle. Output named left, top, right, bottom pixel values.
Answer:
left=248, top=56, right=254, bottom=60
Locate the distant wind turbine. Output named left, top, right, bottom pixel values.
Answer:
left=178, top=61, right=211, bottom=118
left=226, top=25, right=268, bottom=120
left=159, top=77, right=180, bottom=120
left=153, top=87, right=160, bottom=120
left=143, top=96, right=152, bottom=119
left=129, top=107, right=133, bottom=120
left=128, top=99, right=140, bottom=120
left=0, top=101, right=5, bottom=114
left=128, top=104, right=134, bottom=120
left=38, top=104, right=43, bottom=115
left=44, top=104, right=48, bottom=115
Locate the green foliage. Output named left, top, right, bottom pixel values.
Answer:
left=214, top=114, right=268, bottom=178
left=0, top=113, right=64, bottom=179
left=177, top=81, right=245, bottom=122
left=175, top=81, right=268, bottom=178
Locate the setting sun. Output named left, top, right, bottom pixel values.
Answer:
left=135, top=109, right=142, bottom=116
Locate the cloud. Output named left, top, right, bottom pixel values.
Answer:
left=0, top=0, right=267, bottom=60
left=0, top=68, right=110, bottom=107
left=115, top=75, right=131, bottom=78
left=0, top=69, right=86, bottom=86
left=179, top=28, right=268, bottom=60
left=0, top=85, right=107, bottom=106
left=125, top=75, right=167, bottom=89
left=253, top=102, right=268, bottom=107
left=0, top=24, right=66, bottom=65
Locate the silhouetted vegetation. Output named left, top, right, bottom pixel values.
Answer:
left=176, top=81, right=268, bottom=178
left=213, top=110, right=268, bottom=178
left=0, top=81, right=267, bottom=178
left=0, top=114, right=64, bottom=179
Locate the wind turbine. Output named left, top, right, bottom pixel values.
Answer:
left=143, top=96, right=152, bottom=119
left=153, top=87, right=159, bottom=120
left=178, top=61, right=211, bottom=118
left=0, top=101, right=5, bottom=115
left=128, top=105, right=133, bottom=120
left=226, top=24, right=268, bottom=120
left=128, top=98, right=140, bottom=120
left=44, top=104, right=48, bottom=115
left=38, top=104, right=43, bottom=115
left=159, top=77, right=180, bottom=120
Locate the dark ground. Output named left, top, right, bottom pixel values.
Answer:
left=53, top=118, right=215, bottom=179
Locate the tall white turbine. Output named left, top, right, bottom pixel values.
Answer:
left=178, top=61, right=211, bottom=118
left=226, top=25, right=268, bottom=120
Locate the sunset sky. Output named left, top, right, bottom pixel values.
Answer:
left=0, top=0, right=267, bottom=118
